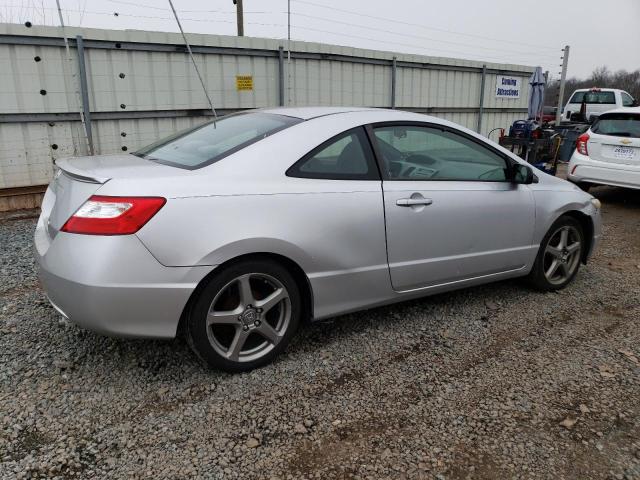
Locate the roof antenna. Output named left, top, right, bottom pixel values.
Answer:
left=167, top=0, right=218, bottom=125
left=55, top=0, right=93, bottom=155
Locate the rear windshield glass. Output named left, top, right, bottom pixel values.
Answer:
left=592, top=113, right=640, bottom=138
left=134, top=112, right=301, bottom=169
left=569, top=91, right=616, bottom=104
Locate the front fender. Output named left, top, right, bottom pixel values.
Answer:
left=531, top=189, right=601, bottom=256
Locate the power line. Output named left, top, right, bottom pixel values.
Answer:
left=289, top=24, right=557, bottom=66
left=105, top=0, right=274, bottom=14
left=292, top=0, right=560, bottom=51
left=290, top=11, right=560, bottom=61
left=0, top=4, right=286, bottom=26
left=2, top=3, right=557, bottom=68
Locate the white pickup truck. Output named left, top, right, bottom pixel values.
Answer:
left=562, top=88, right=637, bottom=122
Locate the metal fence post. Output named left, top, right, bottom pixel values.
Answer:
left=391, top=56, right=397, bottom=109
left=75, top=35, right=94, bottom=155
left=476, top=64, right=487, bottom=134
left=278, top=46, right=285, bottom=106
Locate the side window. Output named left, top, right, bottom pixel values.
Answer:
left=287, top=127, right=378, bottom=180
left=622, top=92, right=635, bottom=107
left=372, top=125, right=508, bottom=181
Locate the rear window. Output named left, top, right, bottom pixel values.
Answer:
left=592, top=113, right=640, bottom=138
left=134, top=112, right=301, bottom=169
left=569, top=91, right=616, bottom=104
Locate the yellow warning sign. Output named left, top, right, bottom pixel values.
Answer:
left=236, top=75, right=253, bottom=91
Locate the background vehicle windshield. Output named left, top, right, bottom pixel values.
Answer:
left=569, top=91, right=616, bottom=104
left=135, top=112, right=301, bottom=169
left=592, top=114, right=640, bottom=138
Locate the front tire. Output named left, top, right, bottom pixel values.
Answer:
left=186, top=259, right=301, bottom=372
left=528, top=216, right=584, bottom=291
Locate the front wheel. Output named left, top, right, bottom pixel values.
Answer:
left=527, top=216, right=584, bottom=291
left=186, top=259, right=301, bottom=372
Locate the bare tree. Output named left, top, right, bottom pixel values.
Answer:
left=546, top=67, right=640, bottom=106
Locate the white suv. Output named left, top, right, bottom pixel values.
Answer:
left=567, top=107, right=640, bottom=190
left=563, top=88, right=636, bottom=122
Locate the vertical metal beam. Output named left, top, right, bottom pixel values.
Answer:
left=75, top=35, right=94, bottom=155
left=391, top=56, right=397, bottom=109
left=555, top=45, right=570, bottom=124
left=477, top=64, right=486, bottom=134
left=278, top=46, right=285, bottom=106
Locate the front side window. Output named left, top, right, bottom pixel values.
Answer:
left=134, top=112, right=301, bottom=169
left=622, top=92, right=635, bottom=107
left=287, top=127, right=378, bottom=180
left=592, top=114, right=640, bottom=138
left=372, top=125, right=508, bottom=181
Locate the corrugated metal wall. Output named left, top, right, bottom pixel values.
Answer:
left=0, top=23, right=534, bottom=192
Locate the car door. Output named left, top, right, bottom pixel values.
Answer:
left=369, top=122, right=536, bottom=292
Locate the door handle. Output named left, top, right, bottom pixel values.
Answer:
left=396, top=198, right=433, bottom=207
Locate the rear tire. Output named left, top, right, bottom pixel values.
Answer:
left=186, top=259, right=301, bottom=372
left=527, top=216, right=584, bottom=291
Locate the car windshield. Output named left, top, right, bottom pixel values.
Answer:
left=134, top=112, right=301, bottom=169
left=592, top=113, right=640, bottom=138
left=569, top=91, right=616, bottom=104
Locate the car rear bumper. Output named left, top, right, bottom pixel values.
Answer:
left=568, top=152, right=640, bottom=190
left=34, top=214, right=212, bottom=339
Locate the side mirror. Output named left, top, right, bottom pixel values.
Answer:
left=512, top=163, right=534, bottom=184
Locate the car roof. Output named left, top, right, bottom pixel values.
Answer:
left=260, top=106, right=390, bottom=120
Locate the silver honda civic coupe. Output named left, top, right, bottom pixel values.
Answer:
left=35, top=107, right=601, bottom=371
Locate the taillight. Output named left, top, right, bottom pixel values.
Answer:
left=576, top=133, right=589, bottom=156
left=61, top=195, right=166, bottom=235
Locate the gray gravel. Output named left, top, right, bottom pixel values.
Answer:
left=1, top=186, right=639, bottom=480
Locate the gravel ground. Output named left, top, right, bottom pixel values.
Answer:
left=1, top=186, right=639, bottom=480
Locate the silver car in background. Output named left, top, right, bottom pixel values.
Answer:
left=35, top=107, right=601, bottom=371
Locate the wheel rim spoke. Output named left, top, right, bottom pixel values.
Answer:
left=567, top=241, right=581, bottom=254
left=237, top=275, right=255, bottom=307
left=546, top=245, right=562, bottom=258
left=257, top=322, right=282, bottom=344
left=545, top=259, right=559, bottom=279
left=559, top=227, right=569, bottom=249
left=255, top=288, right=287, bottom=314
left=207, top=310, right=241, bottom=326
left=226, top=328, right=249, bottom=361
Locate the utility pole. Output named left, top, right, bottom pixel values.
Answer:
left=232, top=0, right=244, bottom=36
left=555, top=45, right=569, bottom=124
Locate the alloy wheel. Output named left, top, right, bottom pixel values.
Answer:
left=206, top=273, right=291, bottom=363
left=543, top=225, right=582, bottom=285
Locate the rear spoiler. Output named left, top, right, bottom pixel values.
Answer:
left=55, top=158, right=109, bottom=184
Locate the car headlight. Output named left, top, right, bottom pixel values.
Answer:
left=591, top=198, right=601, bottom=210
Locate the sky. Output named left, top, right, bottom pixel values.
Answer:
left=1, top=0, right=638, bottom=79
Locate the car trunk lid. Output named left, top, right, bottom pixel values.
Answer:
left=44, top=154, right=179, bottom=233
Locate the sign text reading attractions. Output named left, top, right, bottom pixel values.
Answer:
left=495, top=75, right=521, bottom=99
